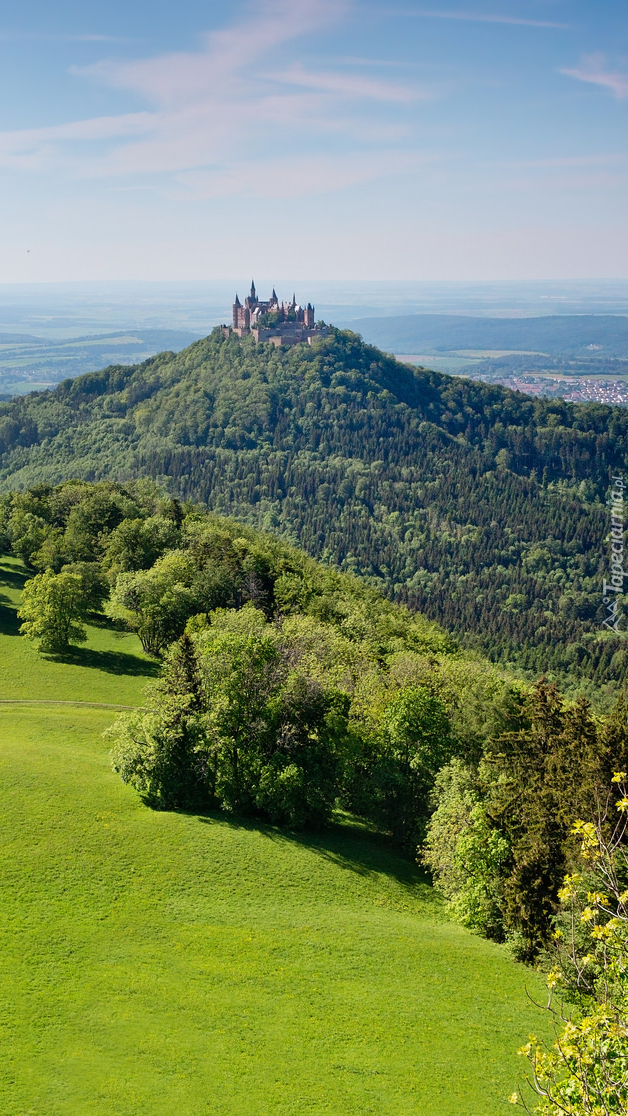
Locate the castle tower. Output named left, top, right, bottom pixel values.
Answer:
left=229, top=285, right=320, bottom=343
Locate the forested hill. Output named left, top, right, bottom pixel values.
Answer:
left=0, top=327, right=626, bottom=687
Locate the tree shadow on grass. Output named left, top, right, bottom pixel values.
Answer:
left=86, top=613, right=129, bottom=632
left=0, top=603, right=20, bottom=636
left=0, top=562, right=27, bottom=591
left=0, top=559, right=27, bottom=637
left=194, top=808, right=437, bottom=900
left=46, top=646, right=160, bottom=678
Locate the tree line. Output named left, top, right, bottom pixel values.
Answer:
left=3, top=478, right=626, bottom=936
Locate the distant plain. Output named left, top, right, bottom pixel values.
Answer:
left=1, top=278, right=627, bottom=400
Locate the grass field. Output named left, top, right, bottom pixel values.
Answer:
left=0, top=556, right=156, bottom=706
left=0, top=556, right=550, bottom=1115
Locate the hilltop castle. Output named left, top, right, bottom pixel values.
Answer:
left=225, top=282, right=323, bottom=346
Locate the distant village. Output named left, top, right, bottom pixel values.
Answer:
left=464, top=369, right=628, bottom=407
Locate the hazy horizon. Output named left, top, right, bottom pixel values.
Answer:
left=0, top=278, right=627, bottom=341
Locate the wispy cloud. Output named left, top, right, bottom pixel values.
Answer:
left=401, top=9, right=570, bottom=29
left=78, top=0, right=346, bottom=108
left=323, top=56, right=414, bottom=68
left=560, top=53, right=628, bottom=99
left=266, top=63, right=429, bottom=103
left=0, top=113, right=155, bottom=171
left=68, top=35, right=130, bottom=42
left=177, top=149, right=434, bottom=200
left=0, top=0, right=435, bottom=195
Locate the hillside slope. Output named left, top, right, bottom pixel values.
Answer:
left=0, top=550, right=551, bottom=1116
left=0, top=328, right=625, bottom=683
left=2, top=713, right=548, bottom=1116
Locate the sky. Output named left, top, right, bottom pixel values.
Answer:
left=0, top=0, right=626, bottom=283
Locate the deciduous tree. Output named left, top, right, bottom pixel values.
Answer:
left=18, top=568, right=89, bottom=653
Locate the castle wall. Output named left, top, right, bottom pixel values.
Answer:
left=228, top=286, right=321, bottom=346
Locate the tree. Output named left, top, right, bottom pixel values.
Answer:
left=255, top=671, right=349, bottom=828
left=378, top=685, right=455, bottom=847
left=422, top=758, right=509, bottom=939
left=109, top=635, right=210, bottom=810
left=156, top=632, right=205, bottom=712
left=484, top=683, right=603, bottom=961
left=103, top=515, right=179, bottom=576
left=110, top=615, right=351, bottom=828
left=345, top=683, right=455, bottom=850
left=110, top=551, right=197, bottom=655
left=9, top=510, right=48, bottom=565
left=18, top=569, right=90, bottom=653
left=513, top=775, right=628, bottom=1115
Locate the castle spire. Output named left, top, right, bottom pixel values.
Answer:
left=250, top=280, right=256, bottom=300
left=234, top=293, right=241, bottom=306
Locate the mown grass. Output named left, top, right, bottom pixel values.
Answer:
left=0, top=555, right=156, bottom=705
left=0, top=556, right=551, bottom=1115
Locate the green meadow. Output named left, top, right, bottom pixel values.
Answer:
left=0, top=556, right=549, bottom=1115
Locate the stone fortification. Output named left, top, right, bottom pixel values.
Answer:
left=223, top=282, right=324, bottom=346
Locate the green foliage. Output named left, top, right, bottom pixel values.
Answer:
left=514, top=779, right=628, bottom=1115
left=9, top=508, right=48, bottom=564
left=422, top=759, right=509, bottom=939
left=103, top=514, right=180, bottom=576
left=109, top=704, right=209, bottom=811
left=18, top=567, right=90, bottom=653
left=109, top=632, right=209, bottom=810
left=110, top=617, right=351, bottom=828
left=484, top=684, right=604, bottom=960
left=0, top=330, right=624, bottom=685
left=423, top=685, right=624, bottom=961
left=110, top=550, right=198, bottom=655
left=369, top=685, right=455, bottom=849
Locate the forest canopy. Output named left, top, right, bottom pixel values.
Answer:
left=0, top=329, right=623, bottom=690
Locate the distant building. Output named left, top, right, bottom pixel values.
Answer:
left=223, top=282, right=324, bottom=346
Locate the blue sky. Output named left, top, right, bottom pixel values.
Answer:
left=0, top=0, right=626, bottom=282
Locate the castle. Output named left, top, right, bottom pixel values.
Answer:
left=225, top=282, right=322, bottom=346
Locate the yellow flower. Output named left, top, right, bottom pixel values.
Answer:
left=508, top=1093, right=518, bottom=1105
left=559, top=872, right=582, bottom=901
left=612, top=771, right=627, bottom=783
